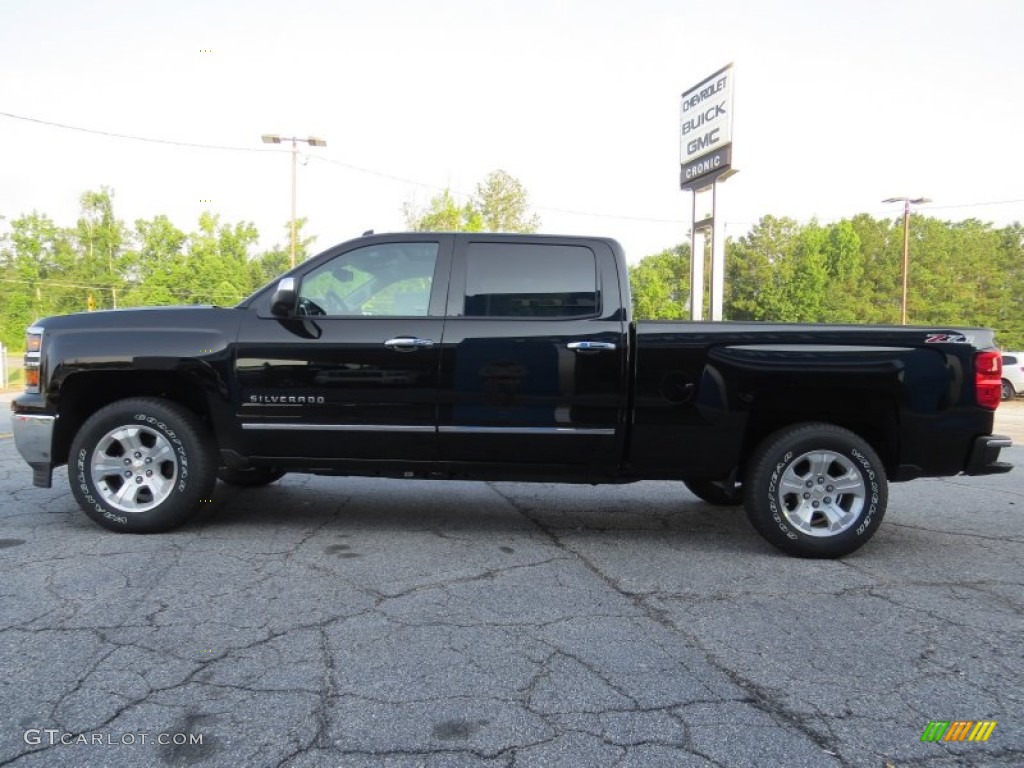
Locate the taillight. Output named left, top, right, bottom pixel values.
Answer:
left=974, top=350, right=1002, bottom=410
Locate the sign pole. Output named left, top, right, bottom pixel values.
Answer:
left=689, top=189, right=702, bottom=320
left=710, top=180, right=725, bottom=321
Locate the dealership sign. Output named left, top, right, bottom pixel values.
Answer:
left=680, top=64, right=734, bottom=189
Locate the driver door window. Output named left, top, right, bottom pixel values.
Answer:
left=298, top=242, right=439, bottom=316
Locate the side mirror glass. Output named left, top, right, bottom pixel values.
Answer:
left=270, top=277, right=298, bottom=317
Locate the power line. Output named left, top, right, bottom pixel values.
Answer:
left=923, top=199, right=1024, bottom=211
left=0, top=277, right=113, bottom=291
left=0, top=110, right=281, bottom=154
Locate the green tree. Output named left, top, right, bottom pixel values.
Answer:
left=250, top=218, right=316, bottom=288
left=819, top=220, right=864, bottom=323
left=847, top=213, right=901, bottom=324
left=0, top=212, right=80, bottom=342
left=119, top=215, right=188, bottom=306
left=184, top=212, right=259, bottom=305
left=724, top=215, right=802, bottom=321
left=403, top=189, right=483, bottom=232
left=472, top=169, right=540, bottom=233
left=74, top=187, right=127, bottom=309
left=993, top=223, right=1024, bottom=348
left=628, top=244, right=690, bottom=319
left=402, top=170, right=539, bottom=233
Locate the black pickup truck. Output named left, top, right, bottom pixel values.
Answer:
left=10, top=232, right=1013, bottom=557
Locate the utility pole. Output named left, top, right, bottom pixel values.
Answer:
left=261, top=134, right=328, bottom=268
left=882, top=196, right=932, bottom=324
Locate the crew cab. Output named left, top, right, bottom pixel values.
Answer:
left=10, top=233, right=1013, bottom=557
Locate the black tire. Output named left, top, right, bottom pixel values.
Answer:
left=1002, top=379, right=1015, bottom=401
left=216, top=466, right=287, bottom=487
left=69, top=398, right=216, bottom=533
left=684, top=479, right=744, bottom=506
left=744, top=423, right=887, bottom=558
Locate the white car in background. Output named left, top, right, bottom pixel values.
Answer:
left=1002, top=352, right=1024, bottom=400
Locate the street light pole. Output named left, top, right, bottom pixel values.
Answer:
left=262, top=134, right=328, bottom=268
left=882, top=196, right=932, bottom=325
left=290, top=138, right=297, bottom=269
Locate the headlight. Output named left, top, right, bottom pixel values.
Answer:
left=24, top=326, right=43, bottom=393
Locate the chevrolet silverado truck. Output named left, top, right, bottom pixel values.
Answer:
left=10, top=232, right=1014, bottom=557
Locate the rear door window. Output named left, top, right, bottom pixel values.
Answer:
left=462, top=242, right=598, bottom=318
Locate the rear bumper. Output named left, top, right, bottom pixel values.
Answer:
left=964, top=434, right=1013, bottom=476
left=11, top=407, right=56, bottom=488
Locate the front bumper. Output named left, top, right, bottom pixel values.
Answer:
left=964, top=434, right=1013, bottom=476
left=11, top=408, right=56, bottom=488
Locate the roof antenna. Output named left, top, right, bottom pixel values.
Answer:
left=362, top=229, right=374, bottom=236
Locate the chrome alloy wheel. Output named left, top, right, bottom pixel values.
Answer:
left=90, top=425, right=178, bottom=513
left=776, top=449, right=866, bottom=537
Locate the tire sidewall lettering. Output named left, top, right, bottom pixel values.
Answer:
left=767, top=451, right=798, bottom=539
left=849, top=447, right=880, bottom=537
left=133, top=412, right=190, bottom=491
left=75, top=447, right=125, bottom=524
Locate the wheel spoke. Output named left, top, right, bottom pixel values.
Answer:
left=829, top=470, right=864, bottom=495
left=146, top=472, right=174, bottom=498
left=112, top=427, right=144, bottom=455
left=91, top=458, right=125, bottom=477
left=788, top=501, right=815, bottom=528
left=807, top=451, right=832, bottom=480
left=147, top=441, right=175, bottom=464
left=778, top=471, right=808, bottom=495
left=112, top=480, right=138, bottom=508
left=821, top=502, right=849, bottom=530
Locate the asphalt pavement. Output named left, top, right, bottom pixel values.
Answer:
left=0, top=394, right=1021, bottom=767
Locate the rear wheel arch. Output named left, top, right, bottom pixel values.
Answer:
left=737, top=388, right=900, bottom=479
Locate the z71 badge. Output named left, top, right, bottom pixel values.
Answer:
left=925, top=333, right=973, bottom=344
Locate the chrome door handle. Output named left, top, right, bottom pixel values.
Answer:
left=384, top=337, right=435, bottom=350
left=567, top=341, right=617, bottom=351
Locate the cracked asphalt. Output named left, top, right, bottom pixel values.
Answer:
left=0, top=401, right=1021, bottom=767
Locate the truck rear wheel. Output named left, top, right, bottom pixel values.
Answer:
left=69, top=398, right=216, bottom=533
left=744, top=423, right=887, bottom=558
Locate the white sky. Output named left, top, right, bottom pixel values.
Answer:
left=1, top=0, right=1022, bottom=264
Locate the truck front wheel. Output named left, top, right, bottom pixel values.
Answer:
left=69, top=398, right=217, bottom=533
left=744, top=423, right=887, bottom=558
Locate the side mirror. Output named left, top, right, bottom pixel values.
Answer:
left=270, top=277, right=298, bottom=317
